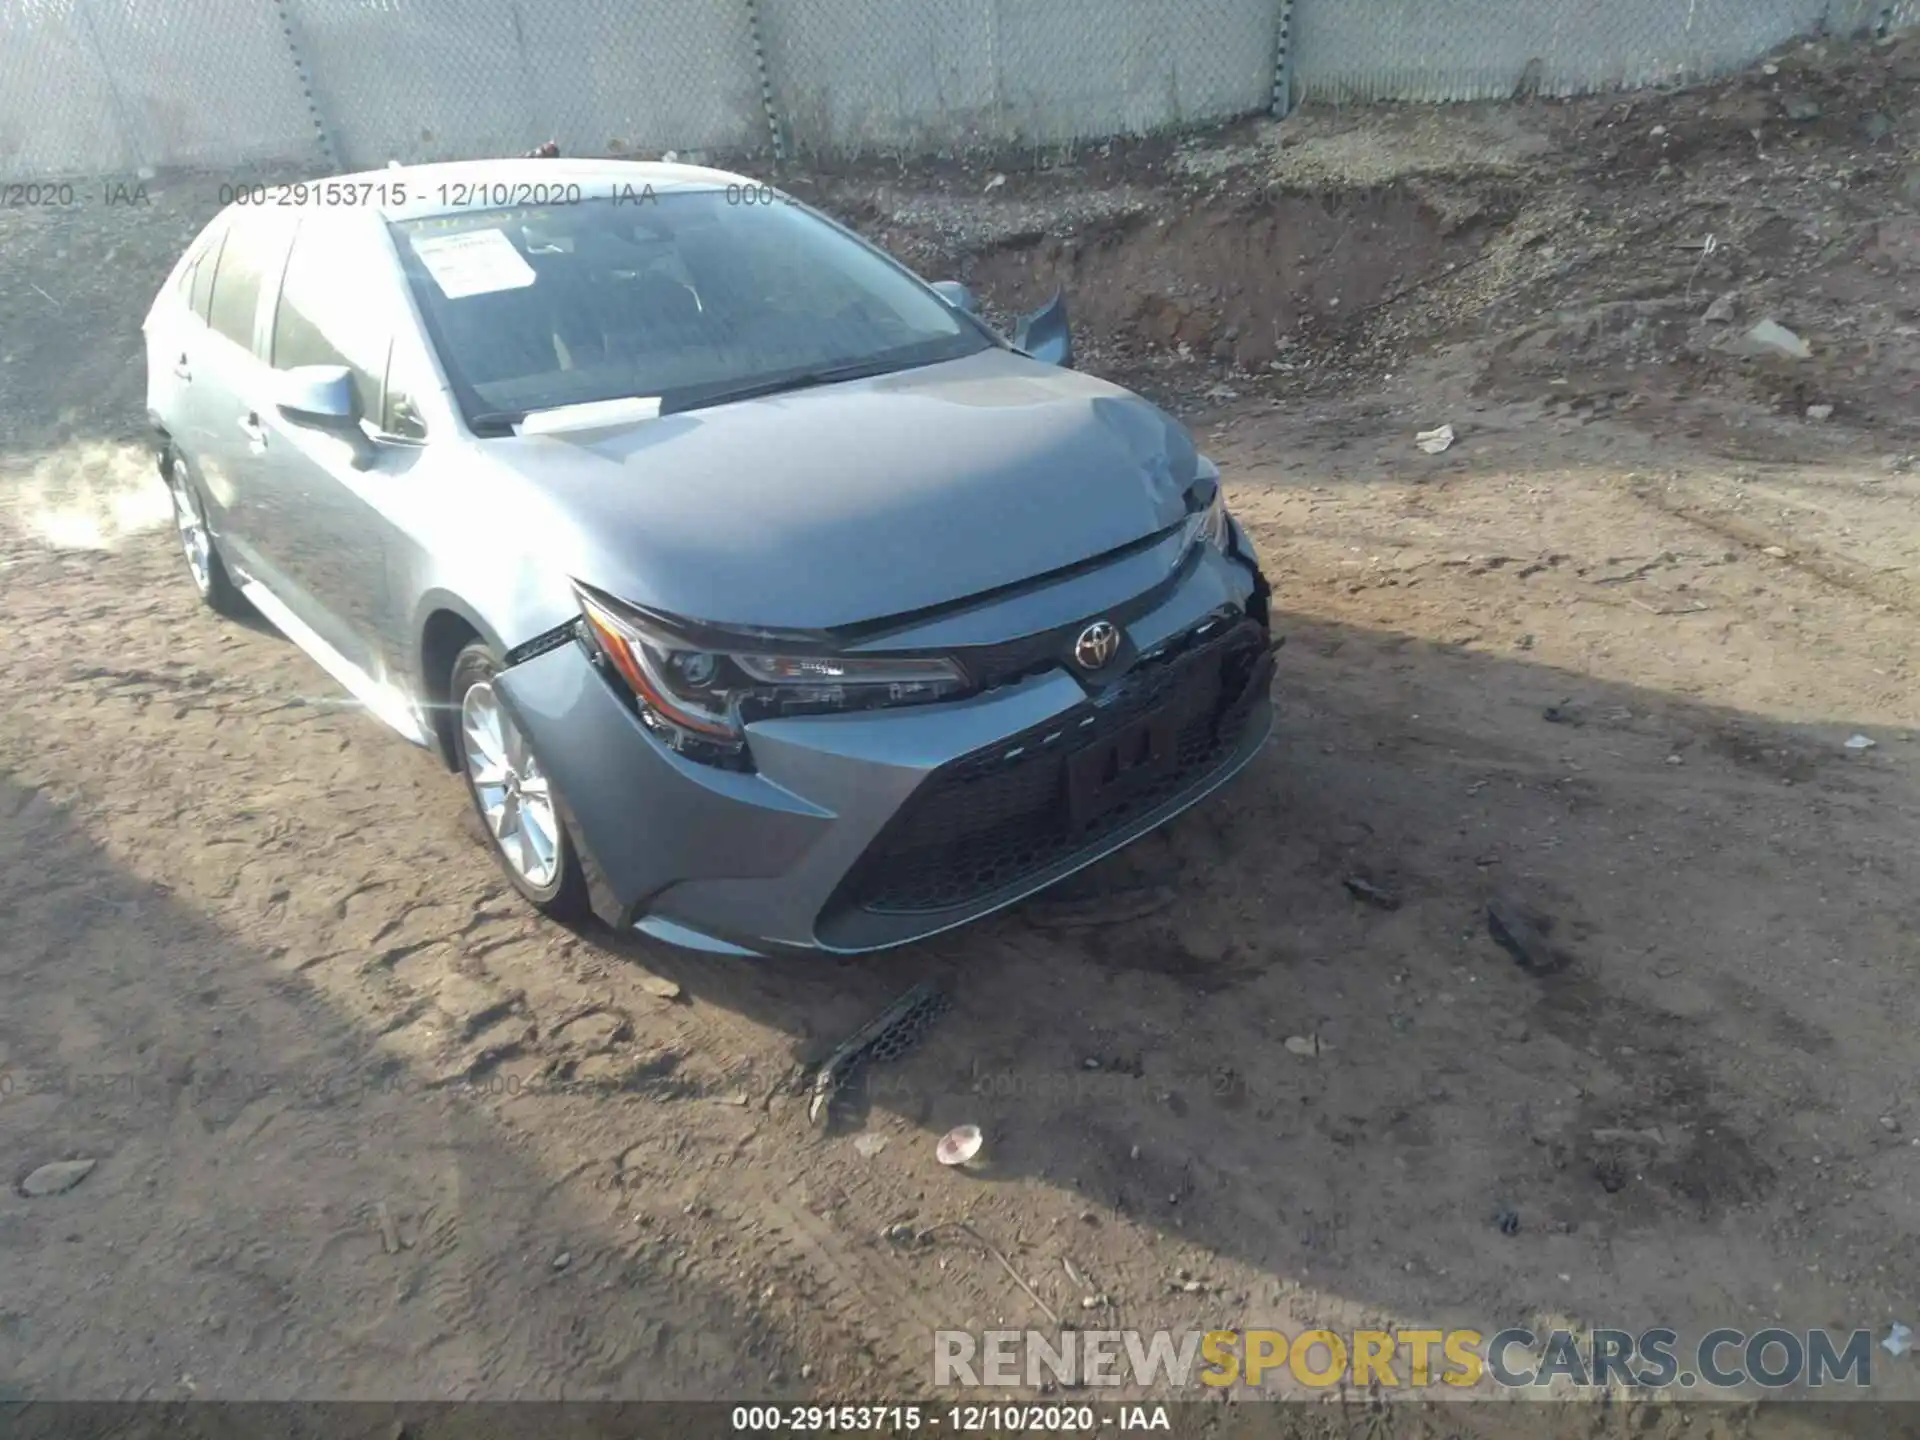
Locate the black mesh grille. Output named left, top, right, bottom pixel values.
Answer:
left=830, top=617, right=1269, bottom=917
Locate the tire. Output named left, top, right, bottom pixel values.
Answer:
left=163, top=448, right=249, bottom=618
left=449, top=640, right=591, bottom=919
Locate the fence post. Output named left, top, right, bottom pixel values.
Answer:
left=68, top=0, right=144, bottom=172
left=271, top=0, right=339, bottom=170
left=1271, top=0, right=1294, bottom=116
left=744, top=0, right=786, bottom=165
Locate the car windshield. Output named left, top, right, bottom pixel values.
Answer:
left=389, top=188, right=991, bottom=429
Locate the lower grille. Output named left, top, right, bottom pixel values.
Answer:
left=831, top=618, right=1269, bottom=917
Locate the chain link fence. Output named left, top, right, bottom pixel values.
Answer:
left=1, top=0, right=1911, bottom=180
left=1291, top=0, right=1916, bottom=103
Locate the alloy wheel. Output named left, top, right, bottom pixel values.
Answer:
left=460, top=680, right=560, bottom=888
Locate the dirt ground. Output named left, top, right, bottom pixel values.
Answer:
left=2, top=28, right=1919, bottom=1436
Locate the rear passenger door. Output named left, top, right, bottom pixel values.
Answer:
left=189, top=206, right=297, bottom=589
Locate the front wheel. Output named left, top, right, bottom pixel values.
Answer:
left=450, top=641, right=590, bottom=919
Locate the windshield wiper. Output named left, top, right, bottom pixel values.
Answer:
left=467, top=409, right=527, bottom=436
left=661, top=358, right=911, bottom=415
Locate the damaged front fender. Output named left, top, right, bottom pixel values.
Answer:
left=490, top=636, right=832, bottom=930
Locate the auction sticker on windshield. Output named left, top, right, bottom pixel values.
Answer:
left=409, top=228, right=537, bottom=299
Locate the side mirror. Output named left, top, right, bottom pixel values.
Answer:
left=277, top=364, right=361, bottom=429
left=1012, top=290, right=1073, bottom=369
left=929, top=280, right=978, bottom=315
left=276, top=365, right=375, bottom=467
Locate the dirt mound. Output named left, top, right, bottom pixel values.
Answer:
left=824, top=26, right=1919, bottom=441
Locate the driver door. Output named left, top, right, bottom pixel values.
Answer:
left=252, top=210, right=417, bottom=683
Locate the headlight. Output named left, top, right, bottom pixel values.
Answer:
left=574, top=583, right=968, bottom=748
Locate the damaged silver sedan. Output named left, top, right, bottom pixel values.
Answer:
left=143, top=159, right=1275, bottom=956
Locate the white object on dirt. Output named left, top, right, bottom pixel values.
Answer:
left=1884, top=1323, right=1912, bottom=1358
left=1806, top=403, right=1834, bottom=421
left=1733, top=318, right=1812, bottom=360
left=1416, top=424, right=1456, bottom=454
left=852, top=1132, right=889, bottom=1158
left=1762, top=545, right=1790, bottom=558
left=984, top=173, right=1007, bottom=192
left=20, top=1159, right=96, bottom=1197
left=936, top=1124, right=983, bottom=1166
left=1844, top=734, right=1877, bottom=750
left=1283, top=1034, right=1330, bottom=1058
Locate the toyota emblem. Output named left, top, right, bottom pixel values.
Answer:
left=1073, top=619, right=1122, bottom=671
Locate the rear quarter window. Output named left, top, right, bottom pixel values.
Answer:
left=188, top=229, right=224, bottom=323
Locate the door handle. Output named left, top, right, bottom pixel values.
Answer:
left=239, top=412, right=267, bottom=448
left=172, top=353, right=192, bottom=381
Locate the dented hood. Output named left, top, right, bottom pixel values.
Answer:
left=489, top=348, right=1202, bottom=632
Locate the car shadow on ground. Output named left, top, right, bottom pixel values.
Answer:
left=0, top=770, right=802, bottom=1402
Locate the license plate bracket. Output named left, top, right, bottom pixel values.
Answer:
left=1064, top=642, right=1232, bottom=828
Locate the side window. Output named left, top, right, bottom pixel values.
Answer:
left=207, top=217, right=276, bottom=349
left=188, top=229, right=223, bottom=323
left=381, top=340, right=429, bottom=440
left=270, top=217, right=388, bottom=423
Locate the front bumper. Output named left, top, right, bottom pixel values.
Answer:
left=493, top=544, right=1274, bottom=955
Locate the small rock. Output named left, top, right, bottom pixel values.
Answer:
left=1763, top=62, right=1779, bottom=75
left=852, top=1132, right=889, bottom=1158
left=1486, top=900, right=1566, bottom=977
left=801, top=1363, right=814, bottom=1380
left=1762, top=545, right=1790, bottom=558
left=768, top=1369, right=784, bottom=1385
left=1083, top=1057, right=1101, bottom=1070
left=1806, top=403, right=1834, bottom=421
left=1880, top=1116, right=1901, bottom=1134
left=639, top=974, right=682, bottom=1001
left=20, top=1160, right=96, bottom=1197
left=1081, top=1294, right=1107, bottom=1310
left=1079, top=1210, right=1099, bottom=1225
left=552, top=1251, right=571, bottom=1270
left=1702, top=292, right=1740, bottom=324
left=1844, top=734, right=1877, bottom=751
left=1666, top=754, right=1684, bottom=766
left=1342, top=876, right=1400, bottom=910
left=1783, top=97, right=1822, bottom=122
left=1649, top=124, right=1667, bottom=137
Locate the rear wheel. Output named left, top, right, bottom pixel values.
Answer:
left=450, top=641, right=590, bottom=919
left=164, top=449, right=248, bottom=617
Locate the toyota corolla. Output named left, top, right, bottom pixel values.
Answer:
left=143, top=158, right=1276, bottom=956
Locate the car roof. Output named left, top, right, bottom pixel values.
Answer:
left=312, top=157, right=762, bottom=223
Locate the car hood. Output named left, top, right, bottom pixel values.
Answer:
left=489, top=348, right=1203, bottom=633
